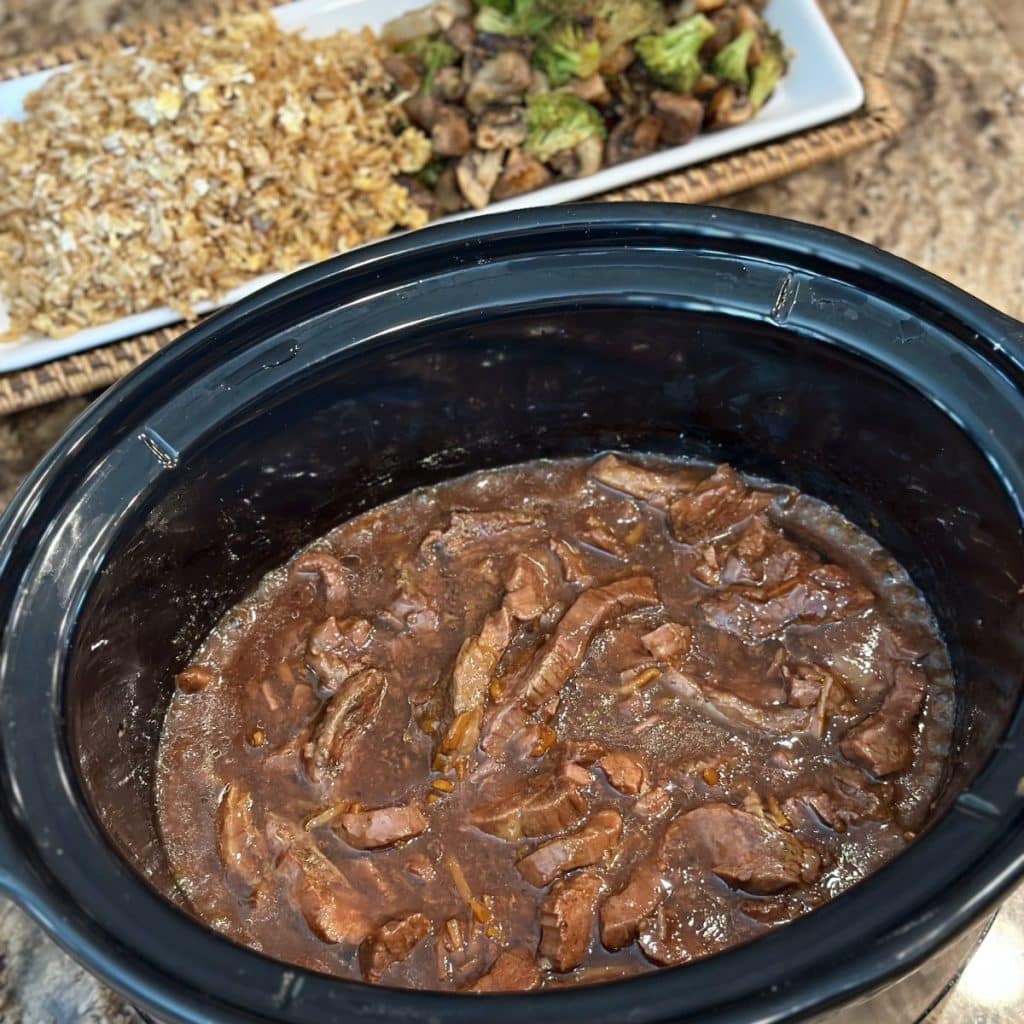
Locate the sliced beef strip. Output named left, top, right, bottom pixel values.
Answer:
left=549, top=537, right=593, bottom=586
left=597, top=752, right=649, bottom=795
left=335, top=803, right=427, bottom=850
left=599, top=860, right=666, bottom=951
left=302, top=668, right=387, bottom=783
left=359, top=913, right=431, bottom=982
left=436, top=915, right=500, bottom=988
left=440, top=550, right=559, bottom=755
left=784, top=765, right=894, bottom=830
left=662, top=803, right=821, bottom=895
left=305, top=616, right=373, bottom=695
left=590, top=454, right=704, bottom=505
left=539, top=869, right=604, bottom=972
left=466, top=948, right=542, bottom=992
left=266, top=815, right=371, bottom=945
left=662, top=667, right=814, bottom=736
left=702, top=564, right=875, bottom=642
left=420, top=510, right=541, bottom=562
left=516, top=809, right=623, bottom=887
left=470, top=770, right=589, bottom=841
left=216, top=784, right=267, bottom=893
left=840, top=663, right=927, bottom=777
left=668, top=464, right=774, bottom=545
left=503, top=576, right=659, bottom=711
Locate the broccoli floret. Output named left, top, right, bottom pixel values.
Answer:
left=533, top=22, right=601, bottom=86
left=524, top=92, right=606, bottom=162
left=748, top=33, right=787, bottom=110
left=635, top=14, right=715, bottom=94
left=399, top=35, right=460, bottom=92
left=595, top=0, right=666, bottom=57
left=474, top=0, right=554, bottom=37
left=711, top=29, right=756, bottom=90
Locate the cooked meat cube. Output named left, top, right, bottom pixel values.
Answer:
left=784, top=765, right=894, bottom=830
left=432, top=106, right=472, bottom=157
left=600, top=861, right=666, bottom=951
left=335, top=803, right=427, bottom=850
left=668, top=464, right=774, bottom=545
left=516, top=809, right=623, bottom=886
left=266, top=815, right=370, bottom=945
left=598, top=752, right=649, bottom=795
left=651, top=91, right=704, bottom=146
left=841, top=663, right=927, bottom=776
left=292, top=550, right=349, bottom=605
left=641, top=622, right=692, bottom=661
left=476, top=107, right=527, bottom=151
left=466, top=51, right=532, bottom=115
left=504, top=576, right=660, bottom=711
left=492, top=148, right=552, bottom=201
left=662, top=803, right=821, bottom=894
left=539, top=870, right=603, bottom=971
left=471, top=771, right=589, bottom=841
left=606, top=114, right=661, bottom=165
left=467, top=948, right=542, bottom=992
left=216, top=784, right=267, bottom=892
left=359, top=914, right=431, bottom=982
left=302, top=668, right=387, bottom=782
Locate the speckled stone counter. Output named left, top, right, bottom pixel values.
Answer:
left=0, top=0, right=1022, bottom=1020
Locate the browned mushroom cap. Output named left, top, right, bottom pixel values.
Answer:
left=384, top=53, right=421, bottom=94
left=549, top=134, right=605, bottom=179
left=434, top=164, right=466, bottom=213
left=431, top=106, right=472, bottom=157
left=405, top=92, right=442, bottom=131
left=466, top=51, right=532, bottom=115
left=735, top=3, right=763, bottom=33
left=706, top=84, right=753, bottom=130
left=455, top=149, right=506, bottom=209
left=493, top=148, right=552, bottom=200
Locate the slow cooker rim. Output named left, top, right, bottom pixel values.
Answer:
left=0, top=204, right=1022, bottom=1024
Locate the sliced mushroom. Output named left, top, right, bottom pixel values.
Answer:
left=455, top=149, right=505, bottom=210
left=465, top=51, right=532, bottom=115
left=599, top=44, right=635, bottom=77
left=492, top=149, right=552, bottom=201
left=405, top=92, right=442, bottom=131
left=550, top=134, right=604, bottom=179
left=559, top=73, right=611, bottom=108
left=384, top=53, right=421, bottom=93
left=432, top=106, right=472, bottom=157
left=435, top=164, right=466, bottom=213
left=706, top=85, right=753, bottom=130
left=606, top=115, right=661, bottom=165
left=476, top=107, right=527, bottom=151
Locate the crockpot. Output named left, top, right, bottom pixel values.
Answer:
left=0, top=205, right=1022, bottom=1023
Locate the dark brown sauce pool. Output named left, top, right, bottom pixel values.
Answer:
left=156, top=454, right=954, bottom=991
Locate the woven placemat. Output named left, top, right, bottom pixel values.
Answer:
left=0, top=0, right=908, bottom=416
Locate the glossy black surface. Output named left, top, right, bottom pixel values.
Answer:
left=0, top=205, right=1022, bottom=1023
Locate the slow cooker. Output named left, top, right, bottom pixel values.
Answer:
left=0, top=205, right=1021, bottom=1022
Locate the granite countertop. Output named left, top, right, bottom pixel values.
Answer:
left=0, top=0, right=1022, bottom=1020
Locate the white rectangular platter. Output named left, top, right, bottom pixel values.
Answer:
left=0, top=0, right=862, bottom=372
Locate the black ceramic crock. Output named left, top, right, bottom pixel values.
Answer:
left=0, top=205, right=1022, bottom=1023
